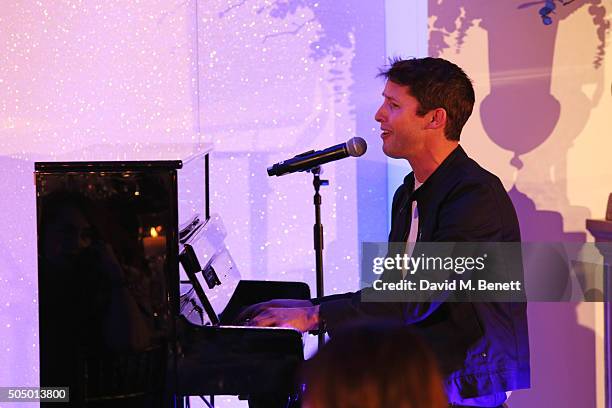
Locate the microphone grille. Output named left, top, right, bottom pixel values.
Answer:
left=346, top=137, right=367, bottom=157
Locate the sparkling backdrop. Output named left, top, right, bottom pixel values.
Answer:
left=199, top=0, right=360, bottom=288
left=0, top=1, right=386, bottom=406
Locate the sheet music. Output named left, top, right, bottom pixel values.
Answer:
left=179, top=214, right=241, bottom=326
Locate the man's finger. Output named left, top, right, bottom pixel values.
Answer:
left=236, top=303, right=265, bottom=323
left=249, top=311, right=275, bottom=327
left=236, top=307, right=254, bottom=323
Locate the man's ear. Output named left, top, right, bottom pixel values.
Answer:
left=425, top=108, right=447, bottom=130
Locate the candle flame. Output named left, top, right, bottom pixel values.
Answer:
left=150, top=227, right=158, bottom=238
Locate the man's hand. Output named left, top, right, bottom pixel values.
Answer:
left=236, top=299, right=320, bottom=333
left=236, top=299, right=313, bottom=322
left=248, top=305, right=320, bottom=332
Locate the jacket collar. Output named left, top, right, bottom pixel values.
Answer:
left=405, top=145, right=468, bottom=208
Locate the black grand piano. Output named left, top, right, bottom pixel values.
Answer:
left=35, top=145, right=309, bottom=407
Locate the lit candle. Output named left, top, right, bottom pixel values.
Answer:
left=143, top=226, right=166, bottom=257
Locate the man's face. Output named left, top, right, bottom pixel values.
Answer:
left=374, top=81, right=429, bottom=159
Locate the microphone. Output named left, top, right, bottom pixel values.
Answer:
left=267, top=137, right=367, bottom=177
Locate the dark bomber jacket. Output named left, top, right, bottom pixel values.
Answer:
left=313, top=145, right=530, bottom=402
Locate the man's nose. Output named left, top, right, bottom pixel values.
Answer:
left=374, top=105, right=385, bottom=122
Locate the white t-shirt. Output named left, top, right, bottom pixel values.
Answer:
left=401, top=178, right=422, bottom=278
left=405, top=177, right=423, bottom=257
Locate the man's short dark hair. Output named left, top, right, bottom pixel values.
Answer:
left=379, top=57, right=475, bottom=141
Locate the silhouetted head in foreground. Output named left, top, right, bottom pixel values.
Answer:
left=301, top=320, right=447, bottom=408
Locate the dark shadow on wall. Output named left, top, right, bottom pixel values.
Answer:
left=429, top=1, right=608, bottom=406
left=429, top=0, right=607, bottom=169
left=508, top=187, right=597, bottom=407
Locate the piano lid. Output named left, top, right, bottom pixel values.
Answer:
left=35, top=142, right=213, bottom=171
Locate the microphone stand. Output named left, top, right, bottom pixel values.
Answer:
left=311, top=166, right=328, bottom=350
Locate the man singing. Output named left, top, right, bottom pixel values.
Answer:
left=240, top=57, right=530, bottom=407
